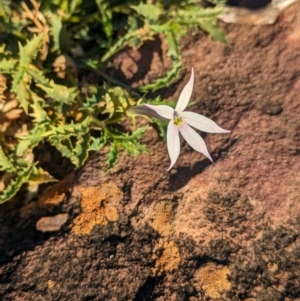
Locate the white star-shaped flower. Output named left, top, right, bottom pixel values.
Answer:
left=130, top=68, right=230, bottom=170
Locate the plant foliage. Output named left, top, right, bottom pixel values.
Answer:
left=0, top=0, right=225, bottom=204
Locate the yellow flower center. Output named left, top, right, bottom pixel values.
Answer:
left=173, top=111, right=183, bottom=126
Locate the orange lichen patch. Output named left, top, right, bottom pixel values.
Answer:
left=38, top=173, right=75, bottom=210
left=151, top=201, right=173, bottom=237
left=47, top=280, right=55, bottom=290
left=152, top=240, right=180, bottom=276
left=72, top=183, right=122, bottom=236
left=195, top=263, right=231, bottom=299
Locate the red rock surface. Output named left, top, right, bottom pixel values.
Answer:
left=1, top=2, right=300, bottom=301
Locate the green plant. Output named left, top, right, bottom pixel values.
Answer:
left=0, top=0, right=226, bottom=204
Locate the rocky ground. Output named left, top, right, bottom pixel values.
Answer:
left=0, top=1, right=300, bottom=301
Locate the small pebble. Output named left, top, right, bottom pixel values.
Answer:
left=36, top=213, right=68, bottom=232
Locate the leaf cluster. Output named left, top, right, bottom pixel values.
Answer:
left=0, top=0, right=226, bottom=204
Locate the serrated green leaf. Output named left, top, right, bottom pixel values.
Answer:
left=28, top=167, right=57, bottom=184
left=119, top=140, right=147, bottom=156
left=107, top=144, right=118, bottom=170
left=18, top=44, right=27, bottom=65
left=13, top=79, right=29, bottom=113
left=50, top=14, right=63, bottom=53
left=150, top=97, right=177, bottom=108
left=176, top=6, right=223, bottom=21
left=88, top=135, right=107, bottom=152
left=131, top=3, right=162, bottom=21
left=0, top=146, right=14, bottom=172
left=0, top=1, right=11, bottom=22
left=46, top=118, right=91, bottom=167
left=18, top=34, right=44, bottom=66
left=49, top=135, right=77, bottom=164
left=118, top=126, right=147, bottom=141
left=43, top=117, right=90, bottom=137
left=16, top=131, right=45, bottom=157
left=199, top=21, right=227, bottom=44
left=29, top=97, right=51, bottom=123
left=165, top=31, right=179, bottom=59
left=12, top=67, right=25, bottom=90
left=114, top=126, right=147, bottom=157
left=0, top=164, right=35, bottom=204
left=0, top=58, right=15, bottom=72
left=140, top=60, right=182, bottom=92
left=15, top=122, right=48, bottom=157
left=37, top=81, right=78, bottom=105
left=73, top=132, right=91, bottom=166
left=101, top=30, right=136, bottom=62
left=26, top=67, right=50, bottom=86
left=96, top=0, right=113, bottom=41
left=101, top=86, right=132, bottom=120
left=69, top=0, right=82, bottom=14
left=149, top=24, right=167, bottom=34
left=50, top=14, right=72, bottom=53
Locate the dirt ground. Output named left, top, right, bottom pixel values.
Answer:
left=1, top=2, right=300, bottom=301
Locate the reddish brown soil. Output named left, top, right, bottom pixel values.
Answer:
left=1, top=2, right=300, bottom=301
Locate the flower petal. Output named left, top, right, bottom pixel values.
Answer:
left=179, top=123, right=213, bottom=162
left=181, top=111, right=231, bottom=133
left=143, top=104, right=174, bottom=120
left=167, top=121, right=180, bottom=170
left=175, top=68, right=194, bottom=113
left=129, top=105, right=169, bottom=120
